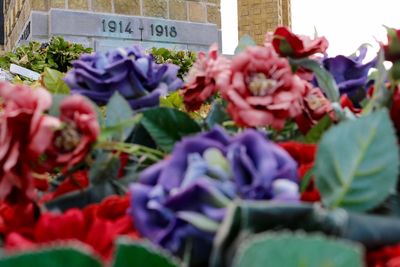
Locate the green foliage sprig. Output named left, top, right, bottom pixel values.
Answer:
left=0, top=36, right=92, bottom=73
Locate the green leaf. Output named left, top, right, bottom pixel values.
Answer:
left=0, top=245, right=102, bottom=267
left=290, top=58, right=339, bottom=101
left=89, top=151, right=121, bottom=185
left=234, top=35, right=256, bottom=55
left=113, top=239, right=179, bottom=267
left=304, top=115, right=332, bottom=143
left=48, top=94, right=69, bottom=117
left=42, top=67, right=70, bottom=94
left=206, top=100, right=230, bottom=128
left=232, top=232, right=363, bottom=267
left=160, top=91, right=184, bottom=109
left=105, top=92, right=135, bottom=141
left=140, top=107, right=201, bottom=153
left=315, top=109, right=399, bottom=211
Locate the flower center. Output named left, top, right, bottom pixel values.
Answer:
left=248, top=73, right=277, bottom=96
left=306, top=94, right=328, bottom=110
left=54, top=122, right=81, bottom=152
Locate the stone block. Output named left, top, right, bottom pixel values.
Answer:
left=114, top=0, right=140, bottom=15
left=188, top=1, right=206, bottom=23
left=92, top=0, right=112, bottom=13
left=206, top=4, right=220, bottom=28
left=49, top=0, right=65, bottom=8
left=68, top=0, right=88, bottom=10
left=169, top=0, right=187, bottom=21
left=143, top=0, right=168, bottom=18
left=31, top=0, right=48, bottom=11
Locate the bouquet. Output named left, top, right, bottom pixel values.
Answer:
left=1, top=27, right=400, bottom=267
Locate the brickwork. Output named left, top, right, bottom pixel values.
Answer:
left=238, top=0, right=291, bottom=45
left=4, top=0, right=221, bottom=50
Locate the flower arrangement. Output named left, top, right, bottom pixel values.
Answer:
left=1, top=26, right=400, bottom=267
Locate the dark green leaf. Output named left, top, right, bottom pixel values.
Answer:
left=89, top=151, right=121, bottom=185
left=233, top=232, right=363, bottom=267
left=0, top=245, right=102, bottom=267
left=304, top=115, right=332, bottom=143
left=42, top=67, right=70, bottom=94
left=105, top=92, right=135, bottom=141
left=140, top=107, right=201, bottom=153
left=290, top=58, right=339, bottom=101
left=315, top=109, right=399, bottom=211
left=234, top=35, right=256, bottom=55
left=113, top=239, right=179, bottom=267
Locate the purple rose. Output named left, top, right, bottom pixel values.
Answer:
left=64, top=46, right=183, bottom=110
left=129, top=127, right=298, bottom=264
left=321, top=46, right=377, bottom=95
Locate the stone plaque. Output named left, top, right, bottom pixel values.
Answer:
left=49, top=9, right=218, bottom=46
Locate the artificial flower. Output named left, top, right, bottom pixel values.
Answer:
left=129, top=127, right=298, bottom=265
left=43, top=95, right=99, bottom=170
left=218, top=46, right=304, bottom=129
left=272, top=27, right=329, bottom=58
left=322, top=46, right=376, bottom=95
left=183, top=44, right=231, bottom=111
left=382, top=28, right=400, bottom=63
left=65, top=46, right=183, bottom=109
left=295, top=82, right=333, bottom=134
left=5, top=194, right=138, bottom=260
left=0, top=83, right=60, bottom=203
left=367, top=244, right=400, bottom=267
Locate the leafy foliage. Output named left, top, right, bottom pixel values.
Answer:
left=315, top=110, right=399, bottom=211
left=0, top=36, right=92, bottom=74
left=151, top=47, right=197, bottom=79
left=233, top=232, right=363, bottom=267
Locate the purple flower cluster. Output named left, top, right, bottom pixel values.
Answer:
left=64, top=46, right=183, bottom=110
left=322, top=46, right=377, bottom=95
left=129, top=127, right=298, bottom=265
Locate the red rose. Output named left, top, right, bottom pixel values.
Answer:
left=272, top=27, right=329, bottom=58
left=44, top=95, right=99, bottom=170
left=0, top=83, right=60, bottom=203
left=295, top=82, right=333, bottom=134
left=382, top=28, right=400, bottom=63
left=183, top=44, right=231, bottom=111
left=218, top=46, right=304, bottom=129
left=5, top=194, right=139, bottom=260
left=279, top=142, right=320, bottom=202
left=340, top=94, right=362, bottom=115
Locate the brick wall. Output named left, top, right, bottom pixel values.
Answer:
left=238, top=0, right=291, bottom=45
left=4, top=0, right=221, bottom=50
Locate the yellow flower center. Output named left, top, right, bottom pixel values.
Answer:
left=248, top=73, right=277, bottom=96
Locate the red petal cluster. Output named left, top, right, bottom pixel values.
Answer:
left=183, top=44, right=231, bottom=111
left=5, top=194, right=139, bottom=260
left=272, top=27, right=329, bottom=58
left=279, top=142, right=320, bottom=202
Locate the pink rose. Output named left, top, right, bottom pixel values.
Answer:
left=183, top=44, right=231, bottom=111
left=295, top=82, right=333, bottom=134
left=45, top=95, right=100, bottom=170
left=218, top=46, right=304, bottom=129
left=0, top=83, right=60, bottom=203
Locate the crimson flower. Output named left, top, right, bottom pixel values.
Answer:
left=0, top=83, right=60, bottom=203
left=5, top=194, right=139, bottom=260
left=183, top=44, right=231, bottom=111
left=272, top=27, right=329, bottom=58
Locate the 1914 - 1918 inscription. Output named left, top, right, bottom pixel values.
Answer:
left=101, top=19, right=178, bottom=39
left=49, top=9, right=218, bottom=47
